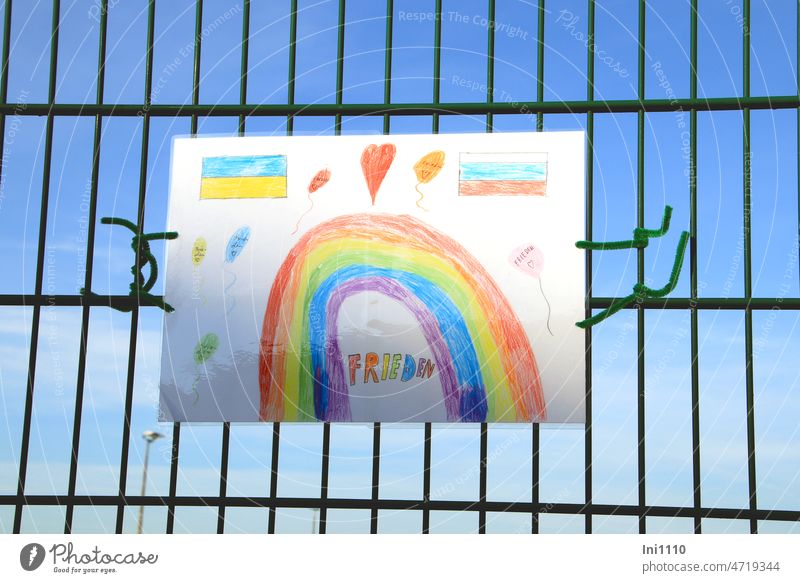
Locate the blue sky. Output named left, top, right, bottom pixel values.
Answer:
left=0, top=0, right=799, bottom=534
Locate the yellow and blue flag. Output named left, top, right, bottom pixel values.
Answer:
left=200, top=155, right=287, bottom=199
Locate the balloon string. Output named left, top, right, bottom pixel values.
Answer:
left=191, top=363, right=200, bottom=405
left=193, top=267, right=207, bottom=306
left=539, top=276, right=554, bottom=336
left=292, top=193, right=315, bottom=235
left=224, top=269, right=237, bottom=317
left=415, top=183, right=428, bottom=211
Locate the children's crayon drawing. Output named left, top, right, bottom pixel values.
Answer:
left=292, top=167, right=331, bottom=234
left=413, top=150, right=445, bottom=210
left=200, top=155, right=287, bottom=199
left=458, top=152, right=547, bottom=196
left=360, top=143, right=396, bottom=204
left=159, top=132, right=585, bottom=423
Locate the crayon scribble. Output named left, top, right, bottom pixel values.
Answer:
left=509, top=243, right=553, bottom=336
left=191, top=332, right=219, bottom=404
left=224, top=226, right=251, bottom=317
left=191, top=237, right=208, bottom=304
left=292, top=168, right=331, bottom=235
left=413, top=150, right=445, bottom=211
left=360, top=143, right=396, bottom=205
left=258, top=213, right=546, bottom=423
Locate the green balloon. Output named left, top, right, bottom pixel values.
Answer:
left=193, top=333, right=219, bottom=365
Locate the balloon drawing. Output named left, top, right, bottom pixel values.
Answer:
left=360, top=143, right=396, bottom=205
left=191, top=237, right=207, bottom=266
left=292, top=168, right=331, bottom=235
left=191, top=237, right=208, bottom=304
left=225, top=226, right=250, bottom=263
left=509, top=243, right=553, bottom=336
left=412, top=150, right=445, bottom=210
left=191, top=332, right=219, bottom=404
left=224, top=226, right=251, bottom=317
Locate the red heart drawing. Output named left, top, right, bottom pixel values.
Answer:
left=360, top=143, right=396, bottom=205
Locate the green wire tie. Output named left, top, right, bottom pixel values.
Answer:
left=575, top=206, right=690, bottom=329
left=81, top=217, right=178, bottom=313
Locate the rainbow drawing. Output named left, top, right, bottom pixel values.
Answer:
left=200, top=155, right=287, bottom=199
left=459, top=152, right=547, bottom=196
left=258, top=213, right=546, bottom=423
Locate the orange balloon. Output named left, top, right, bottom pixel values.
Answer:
left=413, top=150, right=445, bottom=184
left=308, top=168, right=331, bottom=193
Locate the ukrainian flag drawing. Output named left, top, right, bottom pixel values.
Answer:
left=458, top=152, right=547, bottom=196
left=200, top=155, right=287, bottom=199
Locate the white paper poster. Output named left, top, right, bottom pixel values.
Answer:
left=159, top=131, right=586, bottom=423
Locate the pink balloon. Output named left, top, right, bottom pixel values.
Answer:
left=509, top=244, right=544, bottom=278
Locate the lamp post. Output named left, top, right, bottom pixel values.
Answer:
left=136, top=430, right=164, bottom=534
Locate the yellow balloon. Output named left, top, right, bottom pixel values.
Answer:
left=191, top=237, right=207, bottom=266
left=413, top=150, right=445, bottom=184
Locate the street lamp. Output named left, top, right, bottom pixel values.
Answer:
left=136, top=430, right=164, bottom=534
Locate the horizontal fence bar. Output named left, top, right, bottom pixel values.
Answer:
left=0, top=295, right=168, bottom=308
left=2, top=95, right=800, bottom=118
left=2, top=495, right=797, bottom=523
left=590, top=297, right=800, bottom=310
left=2, top=295, right=797, bottom=310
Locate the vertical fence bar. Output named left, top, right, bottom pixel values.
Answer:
left=164, top=425, right=180, bottom=533
left=742, top=0, right=758, bottom=534
left=370, top=422, right=380, bottom=533
left=0, top=14, right=11, bottom=519
left=237, top=0, right=250, bottom=136
left=477, top=0, right=496, bottom=536
left=319, top=423, right=331, bottom=533
left=65, top=0, right=107, bottom=534
left=131, top=0, right=156, bottom=532
left=191, top=0, right=203, bottom=133
left=689, top=0, right=702, bottom=535
left=536, top=0, right=545, bottom=131
left=382, top=0, right=393, bottom=135
left=371, top=0, right=393, bottom=534
left=431, top=0, right=442, bottom=133
left=485, top=0, right=495, bottom=131
left=105, top=0, right=132, bottom=534
left=584, top=0, right=595, bottom=535
left=422, top=0, right=443, bottom=535
left=13, top=0, right=60, bottom=534
left=532, top=0, right=545, bottom=533
left=0, top=0, right=10, bottom=108
left=239, top=0, right=250, bottom=136
left=422, top=423, right=432, bottom=533
left=267, top=423, right=280, bottom=533
left=333, top=0, right=345, bottom=135
left=286, top=0, right=297, bottom=135
left=0, top=0, right=12, bottom=239
left=216, top=423, right=230, bottom=533
left=318, top=0, right=347, bottom=535
left=112, top=0, right=158, bottom=532
left=269, top=0, right=298, bottom=534
left=217, top=0, right=251, bottom=535
left=636, top=0, right=647, bottom=535
left=164, top=0, right=205, bottom=536
left=478, top=424, right=488, bottom=533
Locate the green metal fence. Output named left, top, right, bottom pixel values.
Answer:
left=1, top=0, right=799, bottom=534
